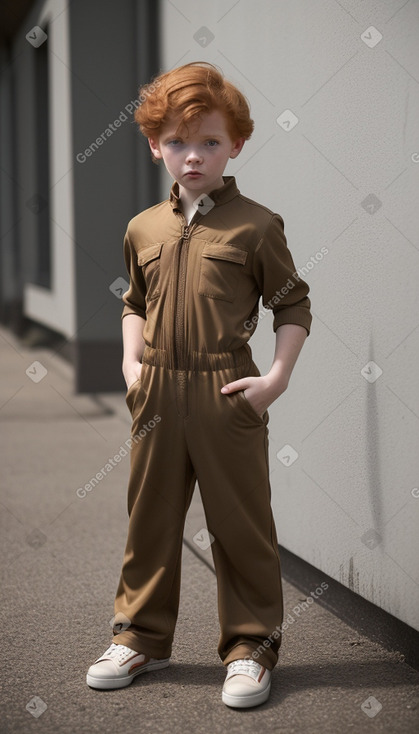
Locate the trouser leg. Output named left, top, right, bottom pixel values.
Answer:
left=113, top=362, right=196, bottom=659
left=184, top=361, right=284, bottom=671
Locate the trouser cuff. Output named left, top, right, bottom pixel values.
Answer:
left=222, top=642, right=278, bottom=671
left=112, top=631, right=172, bottom=660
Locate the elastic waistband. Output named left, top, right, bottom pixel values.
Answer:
left=142, top=344, right=251, bottom=371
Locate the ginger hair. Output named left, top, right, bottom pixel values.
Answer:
left=134, top=61, right=254, bottom=142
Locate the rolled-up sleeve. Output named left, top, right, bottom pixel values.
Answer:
left=121, top=228, right=147, bottom=320
left=252, top=214, right=312, bottom=336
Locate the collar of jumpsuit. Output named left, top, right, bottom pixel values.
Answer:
left=169, top=175, right=240, bottom=215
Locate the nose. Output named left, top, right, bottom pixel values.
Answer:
left=185, top=146, right=203, bottom=164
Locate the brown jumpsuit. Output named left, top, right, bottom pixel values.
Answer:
left=112, top=176, right=312, bottom=671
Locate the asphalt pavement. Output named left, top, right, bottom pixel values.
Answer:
left=1, top=325, right=418, bottom=733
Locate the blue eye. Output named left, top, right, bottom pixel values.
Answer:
left=206, top=140, right=219, bottom=147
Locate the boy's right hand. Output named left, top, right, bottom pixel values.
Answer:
left=123, top=361, right=143, bottom=390
left=122, top=314, right=146, bottom=389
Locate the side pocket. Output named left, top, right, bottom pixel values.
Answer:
left=238, top=389, right=267, bottom=424
left=125, top=376, right=144, bottom=414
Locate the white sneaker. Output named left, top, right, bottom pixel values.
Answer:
left=86, top=643, right=170, bottom=690
left=222, top=658, right=271, bottom=708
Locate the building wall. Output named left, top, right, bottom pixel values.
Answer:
left=11, top=0, right=76, bottom=337
left=68, top=0, right=159, bottom=391
left=160, top=0, right=419, bottom=630
left=0, top=44, right=19, bottom=326
left=0, top=0, right=159, bottom=391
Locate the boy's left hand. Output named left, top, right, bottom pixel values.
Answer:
left=221, top=374, right=289, bottom=417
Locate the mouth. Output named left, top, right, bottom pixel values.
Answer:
left=184, top=171, right=203, bottom=177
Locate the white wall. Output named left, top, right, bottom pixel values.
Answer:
left=160, top=0, right=419, bottom=631
left=23, top=0, right=76, bottom=337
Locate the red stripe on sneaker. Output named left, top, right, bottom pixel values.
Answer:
left=129, top=661, right=148, bottom=673
left=257, top=667, right=265, bottom=682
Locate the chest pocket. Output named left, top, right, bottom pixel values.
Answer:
left=198, top=243, right=248, bottom=303
left=137, top=243, right=163, bottom=301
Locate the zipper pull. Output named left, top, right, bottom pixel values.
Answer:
left=182, top=225, right=190, bottom=240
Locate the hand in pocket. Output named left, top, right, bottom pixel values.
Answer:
left=124, top=362, right=143, bottom=391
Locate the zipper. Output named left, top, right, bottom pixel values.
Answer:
left=173, top=220, right=192, bottom=370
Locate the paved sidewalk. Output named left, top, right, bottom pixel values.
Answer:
left=0, top=326, right=418, bottom=734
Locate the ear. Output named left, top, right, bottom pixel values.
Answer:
left=229, top=137, right=246, bottom=159
left=148, top=137, right=162, bottom=159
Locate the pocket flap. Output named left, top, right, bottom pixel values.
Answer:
left=137, top=243, right=163, bottom=266
left=201, top=243, right=248, bottom=265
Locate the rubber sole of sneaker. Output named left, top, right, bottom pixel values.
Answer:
left=86, top=657, right=170, bottom=690
left=222, top=681, right=271, bottom=708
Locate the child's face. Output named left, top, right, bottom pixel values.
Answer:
left=148, top=110, right=245, bottom=197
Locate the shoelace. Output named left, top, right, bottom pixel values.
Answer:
left=228, top=659, right=261, bottom=674
left=102, top=643, right=139, bottom=664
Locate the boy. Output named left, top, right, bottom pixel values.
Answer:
left=86, top=62, right=312, bottom=709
